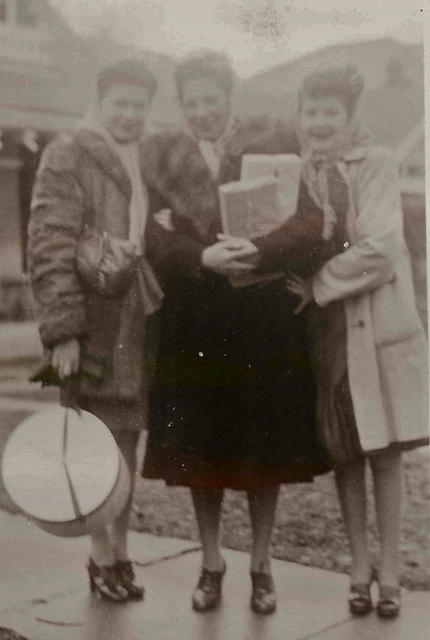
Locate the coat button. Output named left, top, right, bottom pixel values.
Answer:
left=357, top=320, right=365, bottom=328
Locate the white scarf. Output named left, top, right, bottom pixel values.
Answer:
left=198, top=139, right=223, bottom=180
left=77, top=99, right=163, bottom=316
left=78, top=101, right=148, bottom=254
left=101, top=134, right=148, bottom=255
left=195, top=115, right=240, bottom=179
left=179, top=87, right=239, bottom=180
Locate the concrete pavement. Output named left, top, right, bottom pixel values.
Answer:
left=0, top=371, right=428, bottom=639
left=0, top=510, right=429, bottom=640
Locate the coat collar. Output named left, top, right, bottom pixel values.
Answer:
left=74, top=128, right=132, bottom=196
left=175, top=115, right=273, bottom=162
left=342, top=145, right=369, bottom=162
left=172, top=130, right=237, bottom=187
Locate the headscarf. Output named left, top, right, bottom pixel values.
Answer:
left=297, top=66, right=371, bottom=240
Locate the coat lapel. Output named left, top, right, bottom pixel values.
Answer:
left=75, top=129, right=132, bottom=198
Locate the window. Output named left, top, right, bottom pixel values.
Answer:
left=0, top=0, right=7, bottom=23
left=16, top=0, right=39, bottom=27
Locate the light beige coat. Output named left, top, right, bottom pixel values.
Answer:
left=312, top=145, right=428, bottom=453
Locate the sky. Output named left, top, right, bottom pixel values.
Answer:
left=51, top=0, right=424, bottom=77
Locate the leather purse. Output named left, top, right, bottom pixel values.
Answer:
left=76, top=226, right=138, bottom=298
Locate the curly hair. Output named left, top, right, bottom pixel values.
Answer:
left=97, top=58, right=157, bottom=100
left=174, top=50, right=235, bottom=100
left=298, top=65, right=364, bottom=116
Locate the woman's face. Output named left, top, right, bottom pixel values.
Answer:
left=100, top=83, right=152, bottom=143
left=299, top=95, right=349, bottom=154
left=181, top=77, right=230, bottom=141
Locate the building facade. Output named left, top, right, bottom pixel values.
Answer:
left=0, top=0, right=97, bottom=318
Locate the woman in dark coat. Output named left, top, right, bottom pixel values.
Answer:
left=28, top=59, right=162, bottom=602
left=142, top=50, right=331, bottom=614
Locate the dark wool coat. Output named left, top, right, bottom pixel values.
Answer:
left=142, top=119, right=332, bottom=489
left=29, top=129, right=152, bottom=403
left=143, top=119, right=329, bottom=279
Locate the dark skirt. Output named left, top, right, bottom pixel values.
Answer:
left=142, top=276, right=328, bottom=490
left=306, top=301, right=361, bottom=469
left=307, top=301, right=424, bottom=469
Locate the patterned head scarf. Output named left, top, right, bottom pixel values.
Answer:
left=297, top=65, right=371, bottom=239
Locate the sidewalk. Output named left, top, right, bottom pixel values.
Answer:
left=1, top=378, right=428, bottom=639
left=1, top=510, right=428, bottom=640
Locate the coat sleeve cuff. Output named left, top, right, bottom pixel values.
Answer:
left=312, top=276, right=331, bottom=307
left=39, top=307, right=88, bottom=348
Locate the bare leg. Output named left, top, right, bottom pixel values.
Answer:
left=247, top=486, right=279, bottom=574
left=111, top=430, right=139, bottom=561
left=370, top=449, right=402, bottom=587
left=335, top=458, right=372, bottom=584
left=191, top=488, right=224, bottom=571
left=89, top=526, right=115, bottom=566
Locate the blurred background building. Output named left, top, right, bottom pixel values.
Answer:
left=0, top=0, right=94, bottom=319
left=0, top=0, right=426, bottom=328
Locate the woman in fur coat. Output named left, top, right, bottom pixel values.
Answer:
left=29, top=59, right=162, bottom=602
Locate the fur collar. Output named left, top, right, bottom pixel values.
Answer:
left=143, top=116, right=273, bottom=241
left=74, top=128, right=132, bottom=197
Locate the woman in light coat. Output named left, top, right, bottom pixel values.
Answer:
left=288, top=65, right=428, bottom=619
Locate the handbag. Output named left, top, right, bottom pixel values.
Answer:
left=76, top=225, right=138, bottom=298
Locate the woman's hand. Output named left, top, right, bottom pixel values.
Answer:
left=216, top=234, right=260, bottom=266
left=154, top=208, right=174, bottom=232
left=202, top=238, right=258, bottom=277
left=51, top=338, right=80, bottom=380
left=285, top=274, right=314, bottom=314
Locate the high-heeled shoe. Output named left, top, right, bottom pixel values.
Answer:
left=192, top=560, right=226, bottom=612
left=376, top=584, right=401, bottom=618
left=250, top=572, right=277, bottom=615
left=115, top=560, right=145, bottom=600
left=87, top=558, right=129, bottom=602
left=348, top=568, right=376, bottom=616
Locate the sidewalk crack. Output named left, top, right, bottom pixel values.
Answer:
left=134, top=545, right=201, bottom=568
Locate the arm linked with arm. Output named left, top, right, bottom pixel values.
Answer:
left=252, top=180, right=332, bottom=277
left=145, top=186, right=206, bottom=280
left=312, top=148, right=402, bottom=307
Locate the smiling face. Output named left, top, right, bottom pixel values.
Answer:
left=99, top=83, right=151, bottom=144
left=299, top=94, right=350, bottom=154
left=180, top=77, right=231, bottom=141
